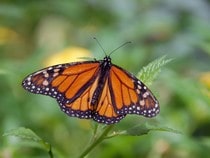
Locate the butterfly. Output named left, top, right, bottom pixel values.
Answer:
left=22, top=42, right=159, bottom=124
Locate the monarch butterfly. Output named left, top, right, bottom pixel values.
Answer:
left=22, top=41, right=159, bottom=124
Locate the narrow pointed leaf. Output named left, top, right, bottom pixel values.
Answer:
left=137, top=55, right=172, bottom=85
left=122, top=124, right=181, bottom=136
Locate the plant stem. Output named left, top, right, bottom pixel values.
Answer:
left=78, top=125, right=114, bottom=158
left=48, top=144, right=54, bottom=158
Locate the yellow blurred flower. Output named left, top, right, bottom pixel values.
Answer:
left=0, top=27, right=19, bottom=44
left=200, top=72, right=210, bottom=97
left=44, top=47, right=93, bottom=66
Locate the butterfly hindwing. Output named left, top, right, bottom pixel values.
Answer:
left=93, top=77, right=126, bottom=124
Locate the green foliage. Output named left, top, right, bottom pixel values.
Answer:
left=3, top=127, right=42, bottom=142
left=3, top=127, right=52, bottom=157
left=120, top=124, right=181, bottom=136
left=137, top=55, right=172, bottom=85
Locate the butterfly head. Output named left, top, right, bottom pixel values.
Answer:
left=104, top=55, right=111, bottom=62
left=101, top=56, right=112, bottom=69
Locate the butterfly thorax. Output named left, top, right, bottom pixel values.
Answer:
left=91, top=56, right=112, bottom=107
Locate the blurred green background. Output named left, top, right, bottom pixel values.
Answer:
left=1, top=0, right=210, bottom=158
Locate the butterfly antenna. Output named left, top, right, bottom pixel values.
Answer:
left=93, top=37, right=107, bottom=56
left=108, top=41, right=131, bottom=56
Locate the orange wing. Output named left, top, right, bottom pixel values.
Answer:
left=108, top=65, right=159, bottom=118
left=93, top=77, right=126, bottom=124
left=22, top=61, right=101, bottom=119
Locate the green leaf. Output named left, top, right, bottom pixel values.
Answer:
left=122, top=124, right=181, bottom=136
left=137, top=55, right=172, bottom=85
left=3, top=127, right=51, bottom=154
left=3, top=127, right=42, bottom=141
left=106, top=124, right=181, bottom=138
